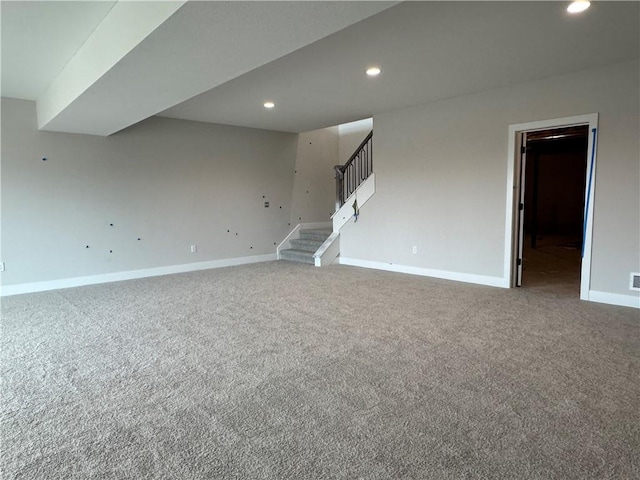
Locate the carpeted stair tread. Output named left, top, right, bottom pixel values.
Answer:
left=279, top=248, right=316, bottom=265
left=280, top=228, right=332, bottom=265
left=299, top=229, right=332, bottom=241
left=300, top=228, right=332, bottom=234
left=290, top=238, right=325, bottom=252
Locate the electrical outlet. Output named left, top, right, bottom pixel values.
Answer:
left=412, top=246, right=418, bottom=254
left=0, top=262, right=4, bottom=272
left=190, top=245, right=197, bottom=253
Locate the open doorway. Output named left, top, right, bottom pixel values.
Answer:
left=518, top=126, right=589, bottom=294
left=504, top=113, right=598, bottom=300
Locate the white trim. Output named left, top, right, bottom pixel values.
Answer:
left=588, top=291, right=640, bottom=309
left=314, top=232, right=340, bottom=267
left=505, top=113, right=599, bottom=300
left=0, top=254, right=276, bottom=297
left=339, top=257, right=507, bottom=288
left=277, top=224, right=302, bottom=259
left=332, top=173, right=375, bottom=232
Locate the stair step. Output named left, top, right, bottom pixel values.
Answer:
left=299, top=229, right=332, bottom=242
left=280, top=248, right=316, bottom=265
left=290, top=238, right=324, bottom=252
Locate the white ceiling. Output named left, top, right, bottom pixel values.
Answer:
left=2, top=1, right=639, bottom=136
left=1, top=1, right=117, bottom=100
left=160, top=1, right=640, bottom=133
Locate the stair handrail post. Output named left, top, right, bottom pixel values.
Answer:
left=334, top=165, right=345, bottom=212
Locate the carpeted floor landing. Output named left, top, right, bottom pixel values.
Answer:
left=1, top=261, right=639, bottom=479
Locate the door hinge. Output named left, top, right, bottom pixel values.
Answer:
left=517, top=258, right=522, bottom=266
left=521, top=145, right=526, bottom=154
left=519, top=203, right=524, bottom=211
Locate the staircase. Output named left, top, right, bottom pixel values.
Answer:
left=279, top=228, right=332, bottom=265
left=278, top=129, right=374, bottom=267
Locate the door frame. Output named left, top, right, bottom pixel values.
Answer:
left=514, top=131, right=528, bottom=287
left=503, top=113, right=598, bottom=300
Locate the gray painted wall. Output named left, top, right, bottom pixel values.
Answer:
left=2, top=59, right=638, bottom=303
left=1, top=98, right=297, bottom=285
left=288, top=120, right=373, bottom=227
left=290, top=126, right=339, bottom=225
left=340, top=60, right=639, bottom=299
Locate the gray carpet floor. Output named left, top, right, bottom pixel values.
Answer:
left=1, top=261, right=639, bottom=479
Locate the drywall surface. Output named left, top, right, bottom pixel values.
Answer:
left=338, top=118, right=373, bottom=165
left=288, top=119, right=372, bottom=227
left=290, top=126, right=339, bottom=224
left=340, top=60, right=639, bottom=299
left=1, top=98, right=297, bottom=285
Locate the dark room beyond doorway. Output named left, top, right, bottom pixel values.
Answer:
left=521, top=125, right=589, bottom=295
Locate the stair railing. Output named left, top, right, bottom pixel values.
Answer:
left=334, top=130, right=373, bottom=211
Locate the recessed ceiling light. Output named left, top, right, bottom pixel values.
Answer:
left=366, top=67, right=381, bottom=77
left=264, top=101, right=275, bottom=109
left=567, top=1, right=590, bottom=13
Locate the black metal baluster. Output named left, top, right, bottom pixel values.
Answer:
left=333, top=131, right=373, bottom=211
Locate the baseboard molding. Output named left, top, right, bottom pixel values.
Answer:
left=338, top=258, right=640, bottom=309
left=588, top=290, right=640, bottom=309
left=338, top=257, right=508, bottom=288
left=0, top=254, right=276, bottom=297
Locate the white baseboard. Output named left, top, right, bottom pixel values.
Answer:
left=0, top=254, right=276, bottom=297
left=338, top=257, right=508, bottom=288
left=588, top=290, right=640, bottom=309
left=338, top=258, right=640, bottom=309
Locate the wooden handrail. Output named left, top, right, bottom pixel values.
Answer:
left=337, top=131, right=373, bottom=174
